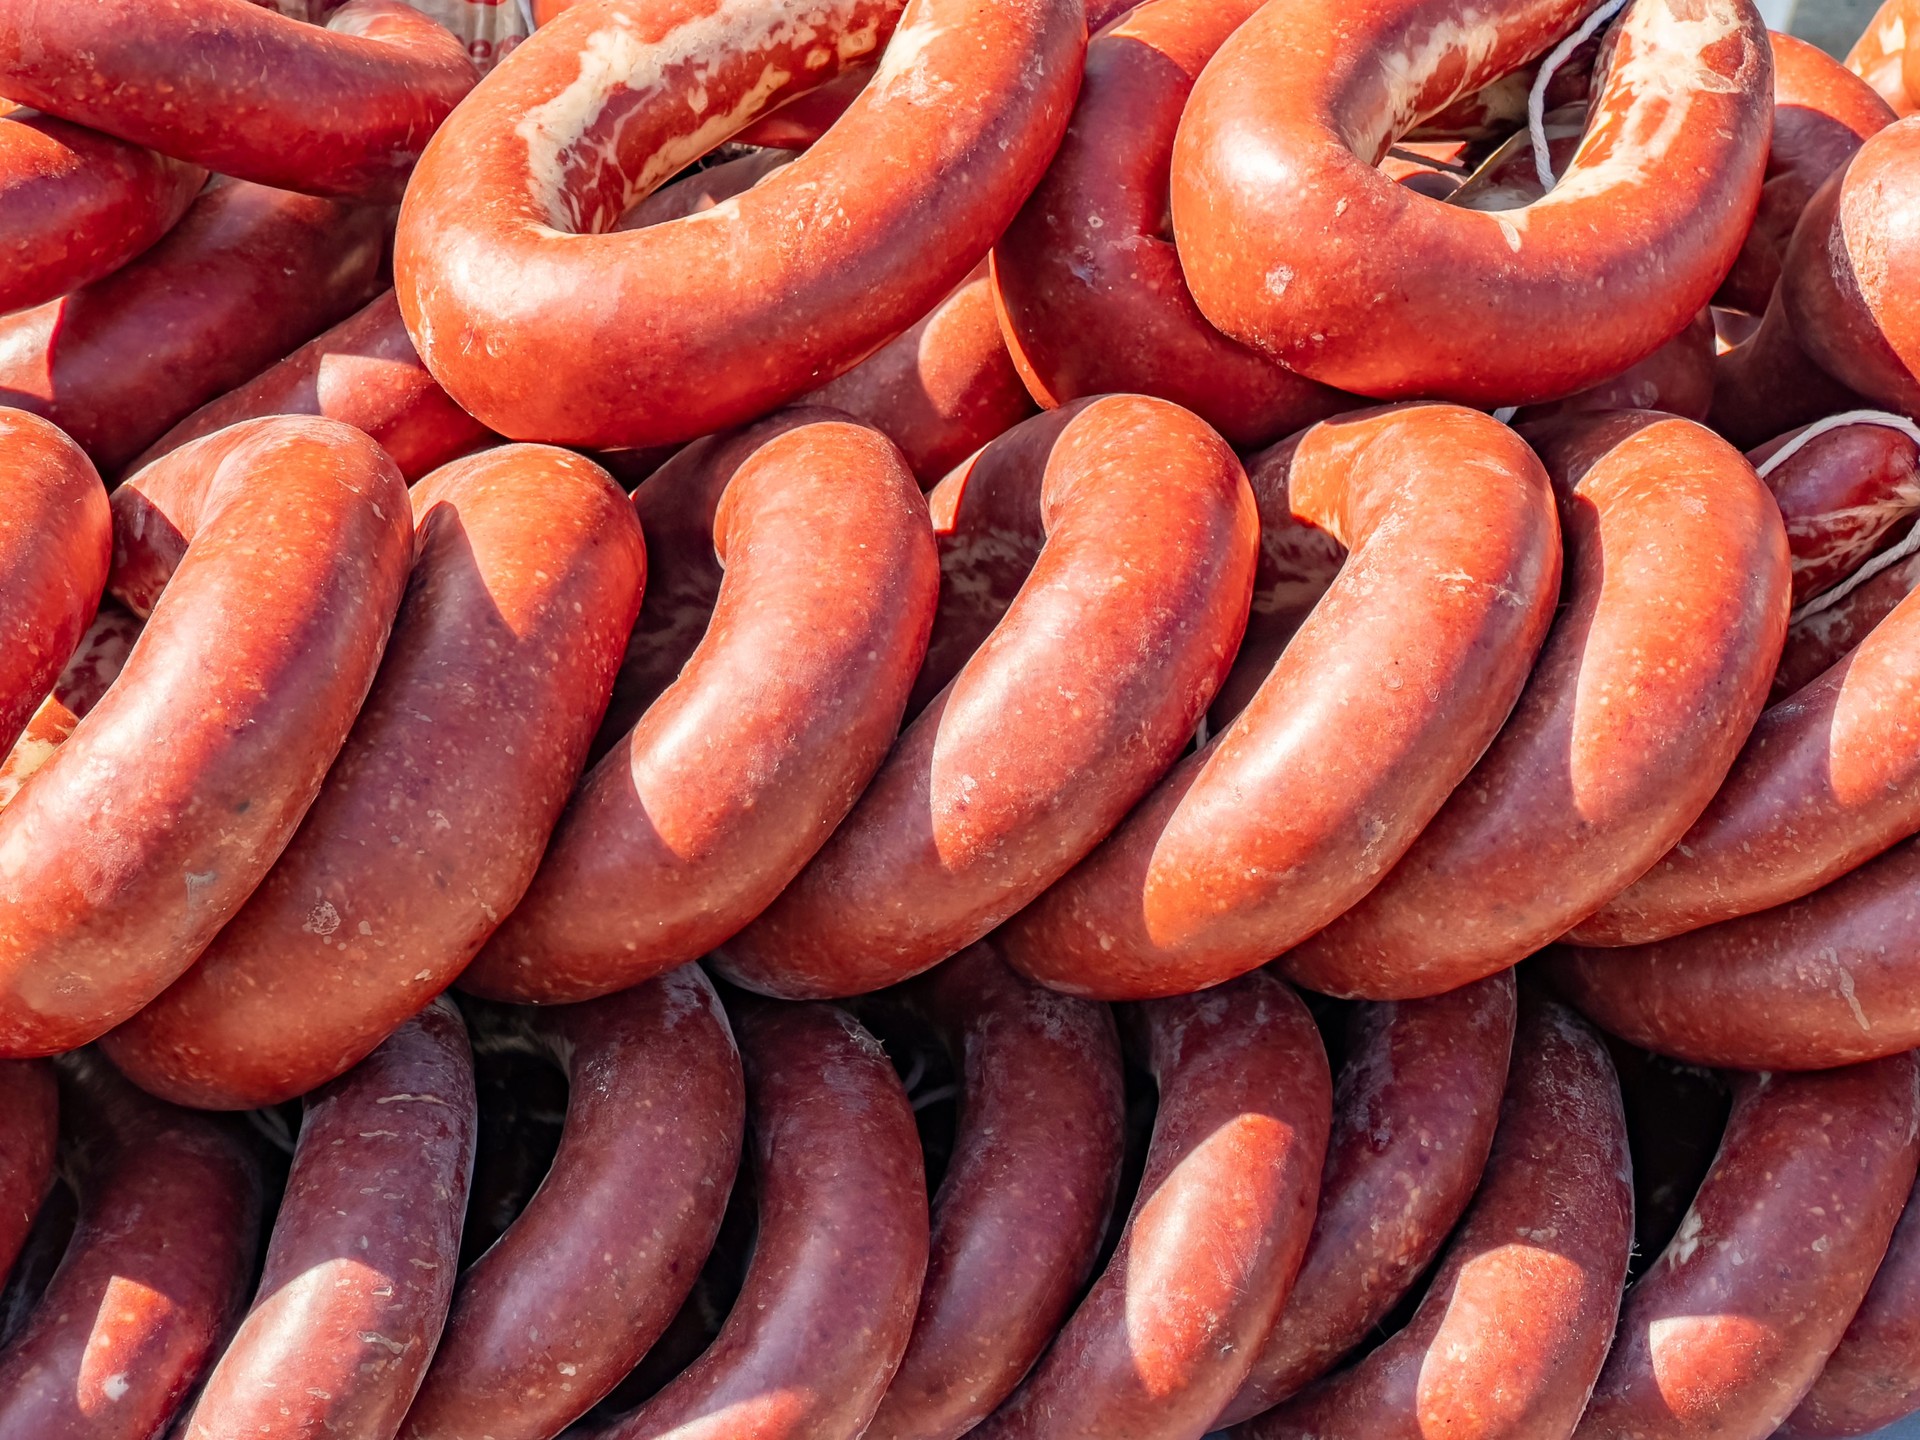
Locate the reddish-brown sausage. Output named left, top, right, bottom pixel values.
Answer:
left=1754, top=415, right=1920, bottom=607
left=0, top=417, right=413, bottom=1057
left=1281, top=411, right=1789, bottom=999
left=1711, top=291, right=1874, bottom=451
left=0, top=115, right=204, bottom=316
left=0, top=1061, right=53, bottom=1284
left=1776, top=544, right=1920, bottom=697
left=588, top=1000, right=928, bottom=1440
left=1573, top=1052, right=1920, bottom=1440
left=394, top=0, right=1084, bottom=449
left=714, top=394, right=1259, bottom=1000
left=399, top=970, right=744, bottom=1440
left=1234, top=996, right=1633, bottom=1440
left=0, top=0, right=477, bottom=201
left=1003, top=404, right=1559, bottom=1001
left=1217, top=973, right=1516, bottom=1425
left=865, top=945, right=1125, bottom=1440
left=1511, top=310, right=1717, bottom=425
left=0, top=1056, right=262, bottom=1440
left=102, top=444, right=645, bottom=1109
left=181, top=999, right=477, bottom=1440
left=1169, top=0, right=1771, bottom=405
left=0, top=178, right=387, bottom=474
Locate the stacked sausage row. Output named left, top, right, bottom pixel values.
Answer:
left=7, top=0, right=1920, bottom=1436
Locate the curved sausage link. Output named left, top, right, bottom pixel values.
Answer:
left=0, top=1061, right=54, bottom=1284
left=1217, top=973, right=1516, bottom=1426
left=1003, top=403, right=1560, bottom=1001
left=102, top=444, right=645, bottom=1109
left=1234, top=996, right=1633, bottom=1440
left=990, top=0, right=1357, bottom=449
left=0, top=178, right=388, bottom=475
left=400, top=969, right=743, bottom=1440
left=1169, top=0, right=1771, bottom=406
left=0, top=417, right=414, bottom=1057
left=588, top=999, right=928, bottom=1440
left=0, top=115, right=203, bottom=316
left=0, top=1055, right=263, bottom=1440
left=395, top=0, right=1084, bottom=449
left=463, top=413, right=937, bottom=1006
left=1281, top=411, right=1789, bottom=999
left=181, top=999, right=477, bottom=1440
left=1776, top=546, right=1920, bottom=698
left=1848, top=0, right=1919, bottom=115
left=866, top=944, right=1126, bottom=1440
left=1754, top=416, right=1920, bottom=608
left=0, top=0, right=476, bottom=201
left=1573, top=1052, right=1920, bottom=1440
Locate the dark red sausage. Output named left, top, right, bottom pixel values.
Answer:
left=0, top=1061, right=54, bottom=1284
left=1776, top=545, right=1920, bottom=698
left=1710, top=291, right=1874, bottom=451
left=1752, top=415, right=1920, bottom=608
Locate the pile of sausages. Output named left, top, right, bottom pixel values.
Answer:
left=7, top=0, right=1920, bottom=1436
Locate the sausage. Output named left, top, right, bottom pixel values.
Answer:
left=614, top=148, right=794, bottom=229
left=1848, top=0, right=1919, bottom=116
left=0, top=0, right=477, bottom=201
left=586, top=999, right=927, bottom=1440
left=1776, top=545, right=1920, bottom=698
left=393, top=0, right=1084, bottom=449
left=1404, top=37, right=1599, bottom=139
left=864, top=944, right=1126, bottom=1440
left=48, top=596, right=140, bottom=720
left=0, top=1061, right=54, bottom=1284
left=130, top=290, right=497, bottom=483
left=1781, top=1175, right=1920, bottom=1439
left=1002, top=403, right=1560, bottom=1001
left=1752, top=413, right=1920, bottom=608
left=399, top=970, right=744, bottom=1440
left=1710, top=291, right=1874, bottom=451
left=1216, top=973, right=1516, bottom=1426
left=713, top=394, right=1259, bottom=1001
left=734, top=65, right=877, bottom=148
left=989, top=0, right=1357, bottom=449
left=461, top=413, right=937, bottom=1006
left=1572, top=1052, right=1920, bottom=1440
left=0, top=1055, right=263, bottom=1440
left=1279, top=411, right=1789, bottom=999
left=0, top=410, right=110, bottom=758
left=1233, top=996, right=1633, bottom=1440
left=0, top=417, right=413, bottom=1057
left=101, top=444, right=645, bottom=1109
left=970, top=968, right=1331, bottom=1440
left=1512, top=310, right=1718, bottom=426
left=1168, top=0, right=1771, bottom=405
left=180, top=999, right=477, bottom=1440
left=0, top=178, right=388, bottom=475
left=0, top=114, right=203, bottom=316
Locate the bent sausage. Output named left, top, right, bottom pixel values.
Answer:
left=399, top=971, right=744, bottom=1440
left=1280, top=411, right=1788, bottom=999
left=0, top=417, right=413, bottom=1057
left=1777, top=545, right=1920, bottom=697
left=394, top=0, right=1084, bottom=449
left=1573, top=1053, right=1920, bottom=1440
left=1234, top=996, right=1633, bottom=1440
left=102, top=444, right=645, bottom=1109
left=974, top=969, right=1330, bottom=1440
left=0, top=0, right=477, bottom=201
left=181, top=1000, right=477, bottom=1440
left=1003, top=403, right=1559, bottom=1001
left=1217, top=973, right=1516, bottom=1426
left=865, top=944, right=1126, bottom=1440
left=1755, top=414, right=1920, bottom=607
left=588, top=1000, right=927, bottom=1440
left=0, top=1062, right=53, bottom=1284
left=714, top=394, right=1258, bottom=1000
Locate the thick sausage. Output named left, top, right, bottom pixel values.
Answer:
left=1217, top=973, right=1516, bottom=1425
left=1513, top=310, right=1718, bottom=425
left=0, top=115, right=203, bottom=316
left=713, top=394, right=1259, bottom=1001
left=989, top=0, right=1356, bottom=448
left=1710, top=291, right=1874, bottom=450
left=0, top=1055, right=262, bottom=1440
left=587, top=999, right=927, bottom=1440
left=970, top=968, right=1330, bottom=1439
left=865, top=944, right=1126, bottom=1440
left=1280, top=411, right=1789, bottom=999
left=399, top=970, right=744, bottom=1440
left=1169, top=0, right=1771, bottom=405
left=102, top=444, right=645, bottom=1109
left=1776, top=545, right=1920, bottom=697
left=0, top=178, right=387, bottom=475
left=130, top=290, right=497, bottom=483
left=0, top=0, right=477, bottom=201
left=0, top=417, right=413, bottom=1057
left=1573, top=1052, right=1920, bottom=1440
left=1233, top=996, right=1633, bottom=1440
left=0, top=1177, right=70, bottom=1350
left=1753, top=414, right=1920, bottom=607
left=1848, top=0, right=1919, bottom=116
left=461, top=413, right=937, bottom=1006
left=181, top=999, right=477, bottom=1440
left=0, top=1061, right=54, bottom=1284
left=1003, top=404, right=1560, bottom=1001
left=395, top=0, right=1084, bottom=449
